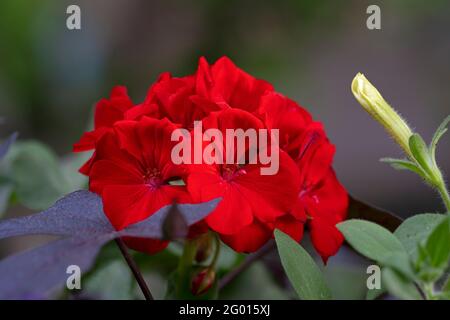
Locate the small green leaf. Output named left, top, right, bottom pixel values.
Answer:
left=430, top=115, right=450, bottom=161
left=380, top=158, right=427, bottom=179
left=408, top=134, right=435, bottom=180
left=274, top=229, right=332, bottom=300
left=379, top=252, right=415, bottom=281
left=424, top=216, right=450, bottom=269
left=337, top=219, right=406, bottom=262
left=382, top=267, right=422, bottom=300
left=394, top=213, right=445, bottom=260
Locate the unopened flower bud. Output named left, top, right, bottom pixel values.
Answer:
left=351, top=73, right=414, bottom=158
left=195, top=233, right=213, bottom=263
left=191, top=269, right=215, bottom=296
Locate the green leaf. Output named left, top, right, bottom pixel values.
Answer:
left=442, top=275, right=450, bottom=293
left=83, top=260, right=134, bottom=300
left=430, top=115, right=450, bottom=161
left=366, top=287, right=385, bottom=300
left=6, top=141, right=71, bottom=210
left=60, top=152, right=89, bottom=192
left=380, top=158, right=427, bottom=179
left=408, top=134, right=435, bottom=180
left=219, top=262, right=289, bottom=300
left=424, top=216, right=450, bottom=269
left=382, top=267, right=422, bottom=300
left=394, top=213, right=445, bottom=260
left=379, top=252, right=416, bottom=281
left=337, top=219, right=406, bottom=262
left=274, top=229, right=332, bottom=300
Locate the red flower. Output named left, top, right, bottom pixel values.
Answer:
left=88, top=117, right=191, bottom=253
left=74, top=56, right=348, bottom=261
left=73, top=86, right=133, bottom=153
left=73, top=86, right=134, bottom=175
left=187, top=108, right=300, bottom=252
left=195, top=56, right=274, bottom=112
left=259, top=92, right=348, bottom=262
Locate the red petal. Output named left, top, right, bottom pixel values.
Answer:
left=73, top=127, right=109, bottom=152
left=303, top=170, right=348, bottom=223
left=274, top=215, right=305, bottom=242
left=122, top=237, right=169, bottom=255
left=220, top=218, right=272, bottom=253
left=125, top=103, right=160, bottom=121
left=210, top=57, right=273, bottom=112
left=259, top=92, right=312, bottom=156
left=309, top=216, right=344, bottom=264
left=235, top=151, right=300, bottom=223
left=102, top=184, right=190, bottom=230
left=89, top=159, right=142, bottom=194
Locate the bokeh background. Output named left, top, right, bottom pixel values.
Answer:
left=0, top=0, right=449, bottom=299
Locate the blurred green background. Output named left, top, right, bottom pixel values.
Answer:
left=0, top=0, right=449, bottom=299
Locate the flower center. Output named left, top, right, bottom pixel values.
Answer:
left=221, top=164, right=247, bottom=182
left=143, top=168, right=163, bottom=189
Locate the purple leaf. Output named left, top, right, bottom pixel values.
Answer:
left=120, top=198, right=221, bottom=239
left=0, top=190, right=221, bottom=299
left=162, top=203, right=189, bottom=240
left=0, top=190, right=113, bottom=240
left=0, top=132, right=18, bottom=160
left=0, top=235, right=113, bottom=299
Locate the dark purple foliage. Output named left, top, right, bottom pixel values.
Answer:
left=0, top=190, right=220, bottom=299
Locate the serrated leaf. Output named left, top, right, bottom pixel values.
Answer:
left=275, top=229, right=331, bottom=300
left=394, top=213, right=445, bottom=260
left=337, top=219, right=406, bottom=262
left=0, top=132, right=18, bottom=160
left=382, top=267, right=422, bottom=300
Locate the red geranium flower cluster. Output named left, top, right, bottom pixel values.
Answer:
left=74, top=57, right=348, bottom=262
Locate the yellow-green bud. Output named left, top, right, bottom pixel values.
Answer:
left=351, top=73, right=414, bottom=158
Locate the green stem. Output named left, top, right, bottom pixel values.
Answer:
left=209, top=234, right=221, bottom=269
left=423, top=282, right=437, bottom=300
left=436, top=181, right=450, bottom=213
left=176, top=239, right=197, bottom=296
